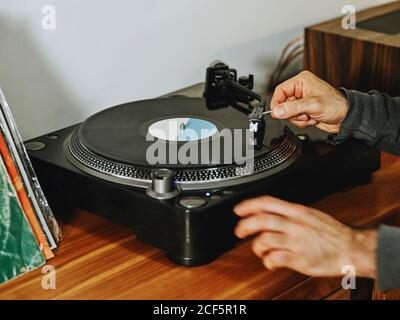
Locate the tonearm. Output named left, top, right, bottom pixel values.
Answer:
left=203, top=61, right=268, bottom=149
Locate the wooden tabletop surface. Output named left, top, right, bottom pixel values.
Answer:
left=1, top=152, right=399, bottom=300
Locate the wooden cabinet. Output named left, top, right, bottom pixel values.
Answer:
left=304, top=2, right=400, bottom=97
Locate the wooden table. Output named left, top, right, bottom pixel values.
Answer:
left=1, top=152, right=400, bottom=300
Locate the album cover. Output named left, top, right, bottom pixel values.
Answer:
left=0, top=154, right=45, bottom=286
left=0, top=132, right=54, bottom=260
left=0, top=87, right=62, bottom=246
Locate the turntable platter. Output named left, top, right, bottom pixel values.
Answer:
left=64, top=97, right=300, bottom=189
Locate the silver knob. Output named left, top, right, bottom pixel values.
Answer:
left=146, top=169, right=181, bottom=200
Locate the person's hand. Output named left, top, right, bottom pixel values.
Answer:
left=234, top=196, right=377, bottom=278
left=270, top=71, right=349, bottom=133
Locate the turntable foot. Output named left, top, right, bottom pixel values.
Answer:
left=166, top=252, right=219, bottom=267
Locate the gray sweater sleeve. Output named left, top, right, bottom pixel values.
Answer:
left=378, top=225, right=400, bottom=291
left=335, top=89, right=400, bottom=154
left=334, top=89, right=400, bottom=291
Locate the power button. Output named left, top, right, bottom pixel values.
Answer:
left=179, top=196, right=207, bottom=209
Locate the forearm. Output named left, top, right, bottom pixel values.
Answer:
left=334, top=89, right=400, bottom=154
left=349, top=229, right=377, bottom=279
left=350, top=225, right=400, bottom=291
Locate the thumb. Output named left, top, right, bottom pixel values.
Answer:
left=272, top=97, right=315, bottom=119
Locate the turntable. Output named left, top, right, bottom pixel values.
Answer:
left=25, top=63, right=380, bottom=266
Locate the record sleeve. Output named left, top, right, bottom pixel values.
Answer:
left=0, top=154, right=45, bottom=286
left=0, top=87, right=62, bottom=247
left=0, top=132, right=54, bottom=259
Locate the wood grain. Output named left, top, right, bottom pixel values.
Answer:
left=304, top=2, right=400, bottom=96
left=325, top=289, right=351, bottom=300
left=273, top=277, right=344, bottom=300
left=0, top=152, right=399, bottom=299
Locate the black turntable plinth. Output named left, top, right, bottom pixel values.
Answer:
left=25, top=64, right=380, bottom=266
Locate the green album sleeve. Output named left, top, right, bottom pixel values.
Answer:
left=0, top=154, right=45, bottom=286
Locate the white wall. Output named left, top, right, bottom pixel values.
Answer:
left=0, top=0, right=392, bottom=140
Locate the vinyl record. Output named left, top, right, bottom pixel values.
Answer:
left=65, top=97, right=300, bottom=189
left=76, top=97, right=286, bottom=168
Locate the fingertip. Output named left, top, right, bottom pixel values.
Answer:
left=234, top=225, right=246, bottom=239
left=273, top=105, right=285, bottom=118
left=235, top=232, right=245, bottom=239
left=233, top=198, right=256, bottom=216
left=233, top=204, right=244, bottom=216
left=234, top=199, right=261, bottom=219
